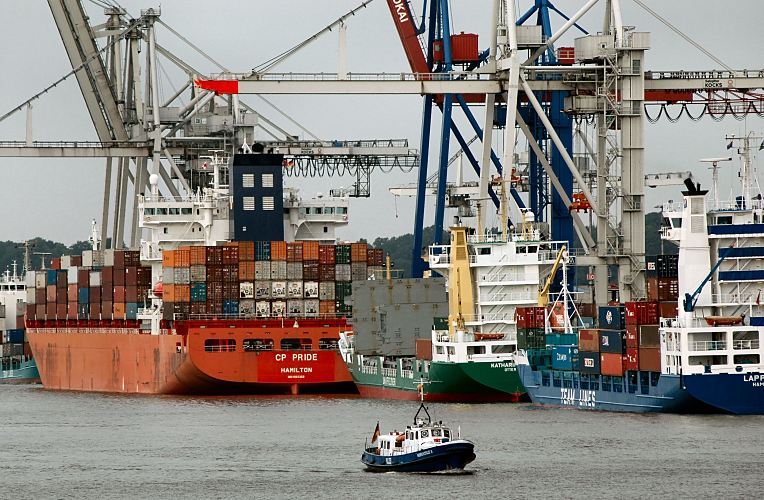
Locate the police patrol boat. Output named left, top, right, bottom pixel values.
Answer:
left=361, top=394, right=476, bottom=473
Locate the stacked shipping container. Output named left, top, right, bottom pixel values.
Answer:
left=515, top=306, right=550, bottom=368
left=26, top=249, right=149, bottom=322
left=646, top=254, right=679, bottom=319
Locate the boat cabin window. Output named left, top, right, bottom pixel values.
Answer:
left=156, top=208, right=168, bottom=215
left=421, top=430, right=429, bottom=438
left=243, top=339, right=274, bottom=351
left=447, top=347, right=455, bottom=355
left=204, top=338, right=236, bottom=352
left=715, top=215, right=733, bottom=225
left=468, top=345, right=486, bottom=356
left=478, top=247, right=491, bottom=255
left=181, top=207, right=192, bottom=215
left=734, top=354, right=759, bottom=364
left=280, top=338, right=302, bottom=350
left=319, top=338, right=339, bottom=350
left=432, top=429, right=441, bottom=437
left=491, top=344, right=515, bottom=354
left=436, top=346, right=445, bottom=355
left=144, top=208, right=155, bottom=215
left=444, top=430, right=450, bottom=438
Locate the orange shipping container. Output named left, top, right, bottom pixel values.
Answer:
left=175, top=248, right=190, bottom=268
left=351, top=242, right=368, bottom=262
left=271, top=241, right=287, bottom=261
left=190, top=246, right=207, bottom=266
left=239, top=241, right=255, bottom=261
left=113, top=302, right=126, bottom=318
left=579, top=329, right=600, bottom=352
left=638, top=347, right=661, bottom=372
left=318, top=245, right=336, bottom=264
left=319, top=300, right=336, bottom=316
left=600, top=352, right=625, bottom=376
left=163, top=284, right=176, bottom=302
left=302, top=241, right=320, bottom=261
left=416, top=339, right=433, bottom=360
left=175, top=284, right=190, bottom=303
left=239, top=261, right=256, bottom=281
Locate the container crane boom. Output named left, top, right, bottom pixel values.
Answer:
left=538, top=245, right=567, bottom=307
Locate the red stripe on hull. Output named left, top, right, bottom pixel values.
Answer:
left=357, top=384, right=524, bottom=403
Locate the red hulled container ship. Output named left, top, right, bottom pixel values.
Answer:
left=26, top=153, right=386, bottom=395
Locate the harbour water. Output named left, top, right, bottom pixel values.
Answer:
left=2, top=384, right=763, bottom=499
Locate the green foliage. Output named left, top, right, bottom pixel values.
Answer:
left=0, top=239, right=91, bottom=275
left=371, top=226, right=447, bottom=278
left=645, top=211, right=677, bottom=256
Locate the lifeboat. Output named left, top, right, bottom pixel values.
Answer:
left=474, top=333, right=505, bottom=341
left=704, top=316, right=744, bottom=327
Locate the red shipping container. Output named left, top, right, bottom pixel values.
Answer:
left=367, top=248, right=384, bottom=266
left=433, top=32, right=479, bottom=63
left=136, top=267, right=152, bottom=286
left=191, top=302, right=207, bottom=316
left=89, top=287, right=101, bottom=304
left=36, top=304, right=46, bottom=318
left=657, top=277, right=679, bottom=301
left=101, top=266, right=114, bottom=284
left=624, top=348, right=639, bottom=371
left=658, top=301, right=677, bottom=319
left=67, top=303, right=78, bottom=319
left=113, top=250, right=127, bottom=269
left=222, top=243, right=240, bottom=264
left=646, top=277, right=659, bottom=302
left=102, top=285, right=113, bottom=302
left=125, top=267, right=138, bottom=286
left=78, top=269, right=89, bottom=286
left=303, top=262, right=320, bottom=281
left=625, top=301, right=658, bottom=326
left=638, top=347, right=661, bottom=372
left=319, top=264, right=336, bottom=282
left=206, top=301, right=223, bottom=315
left=416, top=339, right=434, bottom=360
left=67, top=284, right=78, bottom=300
left=600, top=352, right=625, bottom=376
left=16, top=315, right=24, bottom=329
left=556, top=46, right=575, bottom=65
left=51, top=257, right=61, bottom=270
left=56, top=303, right=67, bottom=318
left=56, top=289, right=67, bottom=305
left=287, top=242, right=304, bottom=262
left=36, top=288, right=46, bottom=304
left=90, top=303, right=102, bottom=318
left=579, top=329, right=600, bottom=352
left=46, top=285, right=56, bottom=303
left=46, top=303, right=56, bottom=317
left=102, top=301, right=113, bottom=316
left=113, top=269, right=125, bottom=286
left=318, top=245, right=336, bottom=265
left=206, top=246, right=223, bottom=265
left=126, top=285, right=138, bottom=303
left=207, top=265, right=223, bottom=282
left=625, top=325, right=639, bottom=348
left=113, top=286, right=126, bottom=303
left=71, top=255, right=83, bottom=267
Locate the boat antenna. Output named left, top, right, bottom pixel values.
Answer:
left=414, top=380, right=432, bottom=425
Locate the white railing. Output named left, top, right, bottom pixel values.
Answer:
left=662, top=201, right=684, bottom=213
left=483, top=291, right=536, bottom=303
left=381, top=367, right=397, bottom=377
left=711, top=199, right=764, bottom=212
left=361, top=364, right=378, bottom=375
left=690, top=340, right=727, bottom=351
left=711, top=293, right=756, bottom=304
left=212, top=71, right=497, bottom=82
left=733, top=339, right=761, bottom=350
left=401, top=369, right=414, bottom=379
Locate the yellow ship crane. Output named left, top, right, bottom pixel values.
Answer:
left=538, top=245, right=567, bottom=308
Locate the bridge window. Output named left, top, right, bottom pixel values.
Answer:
left=181, top=208, right=192, bottom=215
left=262, top=173, right=274, bottom=188
left=468, top=345, right=486, bottom=356
left=716, top=216, right=732, bottom=225
left=337, top=207, right=348, bottom=215
left=734, top=354, right=759, bottom=364
left=263, top=196, right=275, bottom=211
left=243, top=196, right=255, bottom=211
left=491, top=344, right=515, bottom=354
left=281, top=338, right=301, bottom=350
left=242, top=173, right=255, bottom=188
left=319, top=338, right=339, bottom=350
left=156, top=208, right=168, bottom=215
left=243, top=339, right=274, bottom=351
left=204, top=338, right=236, bottom=352
left=144, top=208, right=155, bottom=215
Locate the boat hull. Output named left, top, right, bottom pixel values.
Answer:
left=349, top=357, right=526, bottom=403
left=517, top=364, right=711, bottom=413
left=682, top=372, right=764, bottom=415
left=0, top=359, right=40, bottom=384
left=27, top=323, right=355, bottom=395
left=362, top=441, right=475, bottom=473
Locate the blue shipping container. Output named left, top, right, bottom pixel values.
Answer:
left=126, top=303, right=138, bottom=319
left=546, top=333, right=578, bottom=346
left=578, top=351, right=601, bottom=374
left=3, top=329, right=24, bottom=343
left=551, top=345, right=579, bottom=370
left=255, top=241, right=271, bottom=261
left=599, top=306, right=625, bottom=330
left=224, top=300, right=239, bottom=316
left=599, top=329, right=624, bottom=354
left=47, top=269, right=58, bottom=286
left=78, top=288, right=90, bottom=304
left=191, top=282, right=207, bottom=303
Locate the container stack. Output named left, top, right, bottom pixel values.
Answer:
left=624, top=301, right=659, bottom=372
left=0, top=328, right=29, bottom=370
left=597, top=305, right=626, bottom=377
left=515, top=306, right=549, bottom=367
left=646, top=254, right=679, bottom=319
left=26, top=249, right=148, bottom=322
left=577, top=328, right=601, bottom=375
left=160, top=241, right=383, bottom=321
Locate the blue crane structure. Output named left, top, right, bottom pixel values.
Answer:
left=386, top=0, right=585, bottom=277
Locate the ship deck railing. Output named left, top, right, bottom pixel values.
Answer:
left=381, top=367, right=397, bottom=377
left=400, top=369, right=414, bottom=379
left=213, top=71, right=496, bottom=83
left=689, top=340, right=728, bottom=351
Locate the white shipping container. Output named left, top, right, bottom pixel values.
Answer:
left=272, top=300, right=286, bottom=317
left=89, top=271, right=102, bottom=287
left=26, top=287, right=36, bottom=305
left=190, top=265, right=206, bottom=282
left=239, top=299, right=255, bottom=316
left=68, top=267, right=79, bottom=285
left=103, top=249, right=115, bottom=267
left=163, top=267, right=175, bottom=285
left=287, top=299, right=304, bottom=317
left=304, top=299, right=319, bottom=317
left=173, top=267, right=190, bottom=284
left=61, top=255, right=72, bottom=269
left=303, top=281, right=319, bottom=298
left=240, top=281, right=254, bottom=299
left=286, top=262, right=303, bottom=280
left=255, top=261, right=271, bottom=280
left=255, top=281, right=271, bottom=299
left=270, top=261, right=287, bottom=280
left=255, top=300, right=271, bottom=318
left=272, top=281, right=287, bottom=299
left=335, top=264, right=352, bottom=282
left=287, top=281, right=303, bottom=298
left=319, top=281, right=335, bottom=300
left=35, top=271, right=46, bottom=289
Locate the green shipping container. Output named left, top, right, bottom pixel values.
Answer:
left=335, top=244, right=352, bottom=265
left=433, top=317, right=449, bottom=330
left=335, top=281, right=353, bottom=302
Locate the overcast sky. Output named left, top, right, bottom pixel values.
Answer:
left=0, top=1, right=762, bottom=245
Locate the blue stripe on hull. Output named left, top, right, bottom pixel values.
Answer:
left=517, top=365, right=701, bottom=413
left=682, top=373, right=764, bottom=415
left=362, top=442, right=475, bottom=473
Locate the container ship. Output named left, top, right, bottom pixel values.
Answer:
left=0, top=262, right=38, bottom=383
left=517, top=138, right=764, bottom=414
left=26, top=152, right=386, bottom=395
left=340, top=202, right=566, bottom=402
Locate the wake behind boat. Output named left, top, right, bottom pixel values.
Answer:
left=361, top=399, right=475, bottom=473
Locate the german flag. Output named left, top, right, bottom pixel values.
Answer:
left=371, top=421, right=380, bottom=444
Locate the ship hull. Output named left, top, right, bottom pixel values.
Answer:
left=362, top=441, right=475, bottom=473
left=349, top=357, right=526, bottom=403
left=27, top=321, right=355, bottom=395
left=0, top=359, right=40, bottom=384
left=517, top=364, right=711, bottom=413
left=682, top=372, right=764, bottom=415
